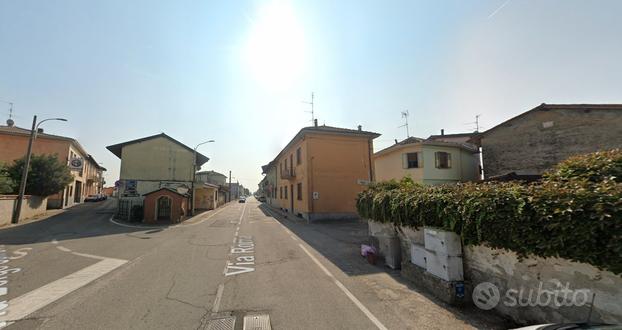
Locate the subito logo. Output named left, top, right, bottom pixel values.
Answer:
left=472, top=282, right=500, bottom=310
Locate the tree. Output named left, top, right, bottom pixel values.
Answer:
left=7, top=154, right=73, bottom=197
left=0, top=162, right=15, bottom=194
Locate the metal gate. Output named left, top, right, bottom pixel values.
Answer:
left=157, top=196, right=171, bottom=220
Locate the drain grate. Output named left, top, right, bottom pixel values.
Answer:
left=243, top=314, right=271, bottom=330
left=205, top=316, right=236, bottom=330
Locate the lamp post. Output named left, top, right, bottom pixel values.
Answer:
left=12, top=115, right=68, bottom=224
left=190, top=140, right=215, bottom=215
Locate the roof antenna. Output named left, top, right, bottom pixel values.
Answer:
left=1, top=100, right=14, bottom=127
left=464, top=114, right=483, bottom=132
left=302, top=92, right=315, bottom=124
left=398, top=110, right=410, bottom=138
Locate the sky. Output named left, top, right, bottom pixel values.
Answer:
left=1, top=0, right=621, bottom=190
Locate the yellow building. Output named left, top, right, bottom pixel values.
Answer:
left=373, top=137, right=480, bottom=184
left=263, top=123, right=380, bottom=221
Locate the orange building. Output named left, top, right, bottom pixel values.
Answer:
left=262, top=122, right=379, bottom=221
left=0, top=123, right=106, bottom=208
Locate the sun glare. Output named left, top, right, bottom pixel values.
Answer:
left=244, top=0, right=307, bottom=91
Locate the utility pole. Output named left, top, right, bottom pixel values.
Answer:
left=228, top=170, right=232, bottom=202
left=398, top=110, right=410, bottom=138
left=12, top=115, right=67, bottom=223
left=302, top=92, right=315, bottom=124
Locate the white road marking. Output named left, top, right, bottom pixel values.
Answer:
left=56, top=246, right=71, bottom=252
left=108, top=203, right=232, bottom=229
left=51, top=239, right=58, bottom=245
left=0, top=257, right=127, bottom=324
left=290, top=236, right=297, bottom=241
left=211, top=284, right=224, bottom=313
left=297, top=244, right=388, bottom=330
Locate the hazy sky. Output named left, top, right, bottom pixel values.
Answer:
left=1, top=0, right=621, bottom=190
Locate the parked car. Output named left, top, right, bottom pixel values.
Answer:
left=238, top=197, right=246, bottom=203
left=85, top=194, right=100, bottom=202
left=258, top=196, right=266, bottom=202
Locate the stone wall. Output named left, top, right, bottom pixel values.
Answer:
left=0, top=195, right=48, bottom=226
left=464, top=245, right=622, bottom=325
left=481, top=106, right=622, bottom=178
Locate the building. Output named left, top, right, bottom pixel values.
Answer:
left=260, top=162, right=278, bottom=206
left=427, top=130, right=478, bottom=144
left=142, top=188, right=189, bottom=224
left=263, top=121, right=380, bottom=221
left=0, top=122, right=106, bottom=208
left=474, top=104, right=622, bottom=179
left=373, top=137, right=480, bottom=184
left=106, top=133, right=209, bottom=223
left=196, top=170, right=227, bottom=186
left=196, top=170, right=229, bottom=207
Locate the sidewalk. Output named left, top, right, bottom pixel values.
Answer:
left=259, top=203, right=515, bottom=329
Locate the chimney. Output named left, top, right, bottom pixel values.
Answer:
left=357, top=125, right=362, bottom=131
left=441, top=129, right=445, bottom=136
left=37, top=128, right=44, bottom=134
left=394, top=139, right=398, bottom=144
left=314, top=119, right=318, bottom=127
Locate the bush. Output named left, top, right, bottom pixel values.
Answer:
left=0, top=163, right=15, bottom=194
left=357, top=149, right=622, bottom=274
left=7, top=154, right=73, bottom=196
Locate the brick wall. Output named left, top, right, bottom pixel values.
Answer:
left=482, top=107, right=622, bottom=178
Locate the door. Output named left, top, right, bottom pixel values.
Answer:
left=290, top=184, right=294, bottom=213
left=74, top=181, right=82, bottom=203
left=157, top=196, right=172, bottom=221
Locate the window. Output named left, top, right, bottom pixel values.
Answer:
left=297, top=183, right=302, bottom=200
left=403, top=152, right=420, bottom=168
left=435, top=152, right=452, bottom=169
left=284, top=186, right=288, bottom=199
left=296, top=147, right=301, bottom=165
left=280, top=187, right=283, bottom=199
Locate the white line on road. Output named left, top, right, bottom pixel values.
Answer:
left=211, top=284, right=224, bottom=313
left=297, top=244, right=388, bottom=330
left=0, top=257, right=128, bottom=324
left=56, top=246, right=71, bottom=252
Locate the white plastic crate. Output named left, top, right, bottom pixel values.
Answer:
left=425, top=249, right=463, bottom=281
left=410, top=243, right=426, bottom=268
left=424, top=228, right=462, bottom=256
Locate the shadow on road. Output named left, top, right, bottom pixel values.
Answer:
left=257, top=203, right=515, bottom=330
left=0, top=199, right=153, bottom=245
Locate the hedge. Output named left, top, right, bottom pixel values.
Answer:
left=357, top=149, right=622, bottom=274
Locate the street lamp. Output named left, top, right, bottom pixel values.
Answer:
left=190, top=140, right=215, bottom=215
left=12, top=115, right=68, bottom=224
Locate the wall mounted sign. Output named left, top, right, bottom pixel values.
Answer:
left=68, top=157, right=83, bottom=170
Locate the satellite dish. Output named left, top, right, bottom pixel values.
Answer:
left=6, top=118, right=14, bottom=127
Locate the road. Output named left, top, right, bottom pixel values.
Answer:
left=0, top=198, right=510, bottom=329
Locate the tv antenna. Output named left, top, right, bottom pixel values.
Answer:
left=302, top=92, right=315, bottom=123
left=464, top=114, right=483, bottom=132
left=398, top=110, right=410, bottom=138
left=1, top=100, right=14, bottom=126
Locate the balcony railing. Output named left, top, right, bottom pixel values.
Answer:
left=280, top=167, right=296, bottom=179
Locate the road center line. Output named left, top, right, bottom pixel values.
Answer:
left=211, top=284, right=224, bottom=314
left=297, top=244, right=388, bottom=330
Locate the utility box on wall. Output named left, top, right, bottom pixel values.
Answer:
left=410, top=243, right=426, bottom=268
left=424, top=228, right=462, bottom=256
left=425, top=249, right=464, bottom=281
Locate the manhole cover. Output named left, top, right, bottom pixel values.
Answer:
left=205, top=316, right=235, bottom=330
left=243, top=314, right=271, bottom=330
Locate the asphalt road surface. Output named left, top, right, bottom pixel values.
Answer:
left=0, top=197, right=510, bottom=330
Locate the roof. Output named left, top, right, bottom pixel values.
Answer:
left=196, top=170, right=227, bottom=177
left=106, top=133, right=209, bottom=165
left=0, top=125, right=104, bottom=168
left=142, top=187, right=189, bottom=197
left=374, top=136, right=478, bottom=158
left=478, top=103, right=622, bottom=139
left=263, top=124, right=380, bottom=170
left=427, top=132, right=478, bottom=140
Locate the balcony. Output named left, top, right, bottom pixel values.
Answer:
left=280, top=167, right=296, bottom=180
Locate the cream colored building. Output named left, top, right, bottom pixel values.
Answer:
left=107, top=133, right=209, bottom=197
left=373, top=137, right=480, bottom=184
